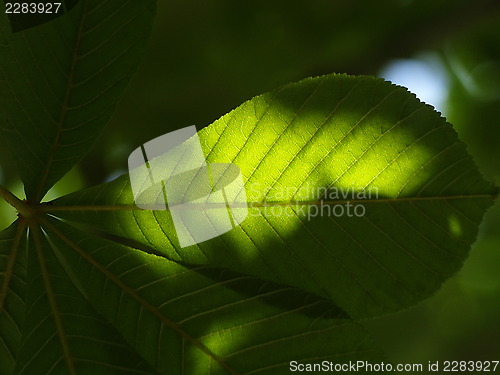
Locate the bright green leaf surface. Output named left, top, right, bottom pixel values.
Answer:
left=0, top=0, right=155, bottom=202
left=51, top=75, right=496, bottom=320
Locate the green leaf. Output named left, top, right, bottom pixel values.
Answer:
left=37, top=218, right=385, bottom=374
left=1, top=215, right=386, bottom=375
left=1, top=50, right=495, bottom=370
left=0, top=223, right=27, bottom=375
left=0, top=0, right=155, bottom=202
left=15, top=223, right=156, bottom=375
left=50, top=74, right=496, bottom=319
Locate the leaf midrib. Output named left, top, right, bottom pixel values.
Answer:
left=42, top=193, right=496, bottom=213
left=33, top=0, right=88, bottom=203
left=30, top=224, right=77, bottom=375
left=0, top=221, right=26, bottom=314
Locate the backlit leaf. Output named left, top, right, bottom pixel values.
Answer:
left=51, top=75, right=496, bottom=319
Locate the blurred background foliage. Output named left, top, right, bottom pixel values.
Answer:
left=1, top=0, right=499, bottom=366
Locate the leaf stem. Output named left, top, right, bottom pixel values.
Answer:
left=0, top=184, right=37, bottom=218
left=0, top=184, right=23, bottom=209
